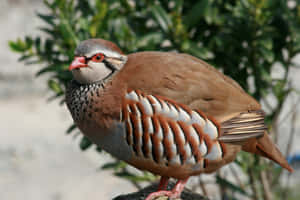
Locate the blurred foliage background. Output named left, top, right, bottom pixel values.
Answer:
left=9, top=0, right=300, bottom=199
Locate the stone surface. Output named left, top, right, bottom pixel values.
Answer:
left=113, top=182, right=208, bottom=200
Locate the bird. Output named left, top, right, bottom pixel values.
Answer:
left=66, top=38, right=293, bottom=200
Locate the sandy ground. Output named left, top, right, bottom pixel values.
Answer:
left=1, top=1, right=300, bottom=200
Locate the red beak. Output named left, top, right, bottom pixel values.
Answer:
left=69, top=56, right=87, bottom=71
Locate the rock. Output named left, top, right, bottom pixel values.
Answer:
left=113, top=182, right=208, bottom=200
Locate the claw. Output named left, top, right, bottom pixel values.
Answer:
left=145, top=190, right=173, bottom=200
left=145, top=178, right=189, bottom=200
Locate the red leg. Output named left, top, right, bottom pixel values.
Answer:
left=171, top=178, right=189, bottom=196
left=157, top=176, right=169, bottom=191
left=145, top=177, right=189, bottom=200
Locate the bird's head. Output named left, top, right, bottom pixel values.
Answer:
left=69, top=39, right=127, bottom=84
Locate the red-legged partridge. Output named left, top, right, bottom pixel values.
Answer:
left=66, top=39, right=293, bottom=200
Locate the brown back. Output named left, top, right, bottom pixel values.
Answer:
left=116, top=51, right=260, bottom=122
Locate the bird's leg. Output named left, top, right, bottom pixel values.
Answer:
left=157, top=176, right=169, bottom=190
left=145, top=177, right=189, bottom=200
left=171, top=178, right=189, bottom=196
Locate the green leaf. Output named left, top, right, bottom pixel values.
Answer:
left=35, top=37, right=41, bottom=53
left=39, top=27, right=56, bottom=36
left=58, top=12, right=79, bottom=45
left=9, top=38, right=32, bottom=52
left=102, top=161, right=127, bottom=170
left=37, top=13, right=56, bottom=25
left=182, top=41, right=214, bottom=59
left=216, top=175, right=250, bottom=196
left=66, top=124, right=76, bottom=134
left=259, top=47, right=274, bottom=63
left=135, top=32, right=163, bottom=48
left=48, top=79, right=63, bottom=94
left=259, top=38, right=273, bottom=50
left=79, top=136, right=92, bottom=151
left=150, top=5, right=172, bottom=34
left=18, top=54, right=33, bottom=62
left=183, top=0, right=209, bottom=28
left=114, top=171, right=155, bottom=182
left=95, top=146, right=102, bottom=153
left=174, top=0, right=183, bottom=13
left=89, top=1, right=108, bottom=37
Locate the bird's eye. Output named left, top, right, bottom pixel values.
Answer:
left=91, top=53, right=104, bottom=62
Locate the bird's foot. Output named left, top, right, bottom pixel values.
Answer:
left=145, top=190, right=174, bottom=200
left=145, top=178, right=188, bottom=200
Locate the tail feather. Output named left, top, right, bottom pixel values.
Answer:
left=219, top=110, right=293, bottom=172
left=242, top=132, right=293, bottom=172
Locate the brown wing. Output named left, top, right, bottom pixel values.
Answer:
left=116, top=51, right=260, bottom=122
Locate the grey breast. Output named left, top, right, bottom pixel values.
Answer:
left=65, top=80, right=133, bottom=161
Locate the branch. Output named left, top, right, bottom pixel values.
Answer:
left=260, top=170, right=273, bottom=200
left=248, top=168, right=259, bottom=200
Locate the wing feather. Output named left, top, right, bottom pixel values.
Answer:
left=219, top=110, right=266, bottom=143
left=117, top=52, right=261, bottom=122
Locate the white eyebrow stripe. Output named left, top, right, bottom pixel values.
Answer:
left=86, top=48, right=122, bottom=58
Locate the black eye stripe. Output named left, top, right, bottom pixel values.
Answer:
left=85, top=56, right=91, bottom=62
left=103, top=59, right=116, bottom=71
